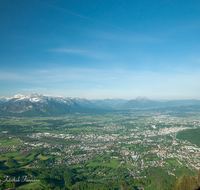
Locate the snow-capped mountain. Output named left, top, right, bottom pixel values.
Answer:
left=0, top=97, right=10, bottom=103
left=135, top=96, right=149, bottom=102
left=0, top=93, right=45, bottom=103
left=0, top=93, right=98, bottom=116
left=2, top=93, right=96, bottom=107
left=12, top=93, right=45, bottom=103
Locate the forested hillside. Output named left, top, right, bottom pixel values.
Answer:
left=177, top=128, right=200, bottom=147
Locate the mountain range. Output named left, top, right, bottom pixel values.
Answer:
left=0, top=94, right=200, bottom=116
left=0, top=93, right=97, bottom=116
left=123, top=96, right=200, bottom=108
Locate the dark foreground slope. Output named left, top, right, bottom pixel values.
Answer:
left=173, top=172, right=200, bottom=190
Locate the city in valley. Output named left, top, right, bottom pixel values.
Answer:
left=1, top=106, right=200, bottom=189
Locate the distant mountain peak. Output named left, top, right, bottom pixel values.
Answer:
left=11, top=93, right=43, bottom=103
left=13, top=94, right=23, bottom=98
left=0, top=97, right=10, bottom=102
left=135, top=96, right=149, bottom=102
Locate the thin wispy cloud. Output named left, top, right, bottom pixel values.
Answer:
left=155, top=19, right=200, bottom=40
left=22, top=88, right=46, bottom=91
left=1, top=67, right=200, bottom=84
left=0, top=71, right=23, bottom=80
left=1, top=67, right=200, bottom=99
left=49, top=48, right=112, bottom=59
left=190, top=56, right=200, bottom=64
left=91, top=31, right=161, bottom=44
left=35, top=1, right=89, bottom=19
left=36, top=1, right=124, bottom=31
left=51, top=49, right=86, bottom=54
left=41, top=2, right=158, bottom=43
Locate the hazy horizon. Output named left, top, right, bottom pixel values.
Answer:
left=1, top=93, right=200, bottom=101
left=1, top=0, right=200, bottom=99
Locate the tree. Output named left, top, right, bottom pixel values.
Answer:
left=189, top=176, right=199, bottom=190
left=197, top=169, right=200, bottom=187
left=173, top=178, right=179, bottom=190
left=179, top=173, right=190, bottom=190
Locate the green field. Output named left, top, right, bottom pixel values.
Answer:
left=87, top=158, right=120, bottom=168
left=165, top=158, right=182, bottom=167
left=37, top=154, right=48, bottom=160
left=26, top=153, right=37, bottom=160
left=0, top=139, right=24, bottom=147
left=0, top=151, right=25, bottom=161
left=17, top=182, right=45, bottom=189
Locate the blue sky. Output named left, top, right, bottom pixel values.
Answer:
left=1, top=0, right=200, bottom=99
